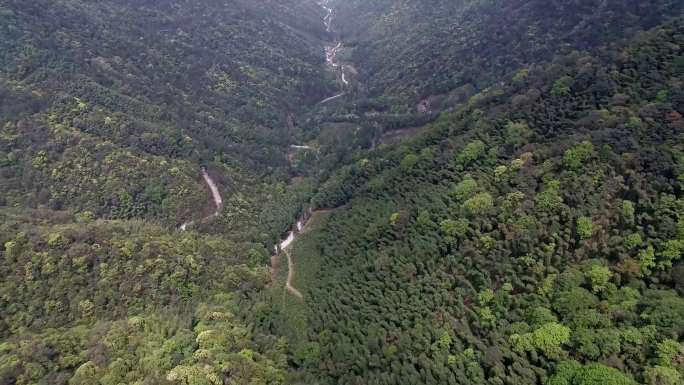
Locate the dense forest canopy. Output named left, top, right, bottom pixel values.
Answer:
left=0, top=0, right=327, bottom=231
left=1, top=0, right=683, bottom=384
left=334, top=0, right=682, bottom=106
left=297, top=17, right=684, bottom=385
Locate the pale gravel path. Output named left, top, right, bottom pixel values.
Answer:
left=179, top=168, right=223, bottom=231
left=283, top=249, right=304, bottom=299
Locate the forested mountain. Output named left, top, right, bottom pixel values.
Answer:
left=1, top=0, right=684, bottom=385
left=335, top=0, right=682, bottom=108
left=0, top=0, right=328, bottom=384
left=290, top=16, right=684, bottom=385
left=0, top=0, right=327, bottom=228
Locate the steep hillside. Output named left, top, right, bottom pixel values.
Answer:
left=0, top=209, right=284, bottom=384
left=0, top=1, right=330, bottom=384
left=2, top=1, right=684, bottom=385
left=0, top=0, right=328, bottom=231
left=290, top=18, right=684, bottom=385
left=334, top=0, right=682, bottom=108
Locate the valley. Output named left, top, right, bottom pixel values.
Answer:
left=1, top=1, right=683, bottom=385
left=273, top=0, right=348, bottom=298
left=319, top=0, right=351, bottom=103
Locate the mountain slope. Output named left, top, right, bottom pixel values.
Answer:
left=334, top=0, right=682, bottom=108
left=0, top=1, right=331, bottom=384
left=2, top=1, right=684, bottom=385
left=292, top=18, right=684, bottom=385
left=0, top=0, right=328, bottom=228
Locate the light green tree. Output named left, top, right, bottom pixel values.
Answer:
left=69, top=361, right=101, bottom=385
left=511, top=322, right=571, bottom=358
left=463, top=192, right=494, bottom=215
left=549, top=361, right=637, bottom=385
left=401, top=153, right=419, bottom=172
left=536, top=180, right=563, bottom=211
left=452, top=176, right=478, bottom=201
left=644, top=366, right=682, bottom=385
left=563, top=141, right=596, bottom=171
left=624, top=233, right=642, bottom=249
left=455, top=140, right=486, bottom=169
left=551, top=76, right=574, bottom=97
left=505, top=121, right=533, bottom=148
left=576, top=217, right=594, bottom=239
left=658, top=239, right=684, bottom=269
left=585, top=264, right=611, bottom=293
left=638, top=245, right=656, bottom=275
left=656, top=339, right=682, bottom=366
left=621, top=200, right=635, bottom=226
left=440, top=218, right=469, bottom=241
left=437, top=330, right=452, bottom=350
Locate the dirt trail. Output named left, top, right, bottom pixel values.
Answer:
left=283, top=249, right=303, bottom=298
left=202, top=168, right=223, bottom=217
left=290, top=144, right=315, bottom=150
left=274, top=210, right=330, bottom=298
left=179, top=168, right=223, bottom=231
left=275, top=218, right=303, bottom=298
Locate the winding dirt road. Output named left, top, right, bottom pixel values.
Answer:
left=275, top=218, right=304, bottom=298
left=180, top=168, right=223, bottom=231
left=290, top=144, right=314, bottom=150
left=283, top=249, right=303, bottom=298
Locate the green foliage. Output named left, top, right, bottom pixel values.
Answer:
left=505, top=121, right=533, bottom=148
left=0, top=0, right=327, bottom=228
left=166, top=365, right=221, bottom=385
left=621, top=200, right=636, bottom=226
left=294, top=342, right=321, bottom=368
left=644, top=366, right=682, bottom=385
left=638, top=245, right=657, bottom=275
left=576, top=217, right=594, bottom=239
left=658, top=239, right=684, bottom=269
left=70, top=361, right=100, bottom=385
left=655, top=339, right=682, bottom=366
left=463, top=192, right=494, bottom=215
left=551, top=76, right=574, bottom=97
left=455, top=140, right=486, bottom=169
left=624, top=233, right=643, bottom=249
left=584, top=264, right=611, bottom=293
left=400, top=153, right=419, bottom=172
left=438, top=330, right=452, bottom=350
left=334, top=0, right=677, bottom=107
left=31, top=150, right=47, bottom=169
left=4, top=1, right=684, bottom=384
left=440, top=218, right=470, bottom=241
left=656, top=89, right=669, bottom=103
left=511, top=322, right=571, bottom=358
left=416, top=210, right=432, bottom=230
left=478, top=289, right=495, bottom=305
left=536, top=180, right=564, bottom=211
left=512, top=68, right=530, bottom=84
left=0, top=212, right=280, bottom=384
left=639, top=290, right=684, bottom=336
left=563, top=141, right=596, bottom=171
left=528, top=307, right=558, bottom=327
left=452, top=176, right=478, bottom=201
left=46, top=232, right=67, bottom=249
left=292, top=18, right=684, bottom=385
left=549, top=361, right=637, bottom=385
left=554, top=287, right=599, bottom=315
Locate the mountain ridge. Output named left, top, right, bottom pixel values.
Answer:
left=1, top=1, right=683, bottom=385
